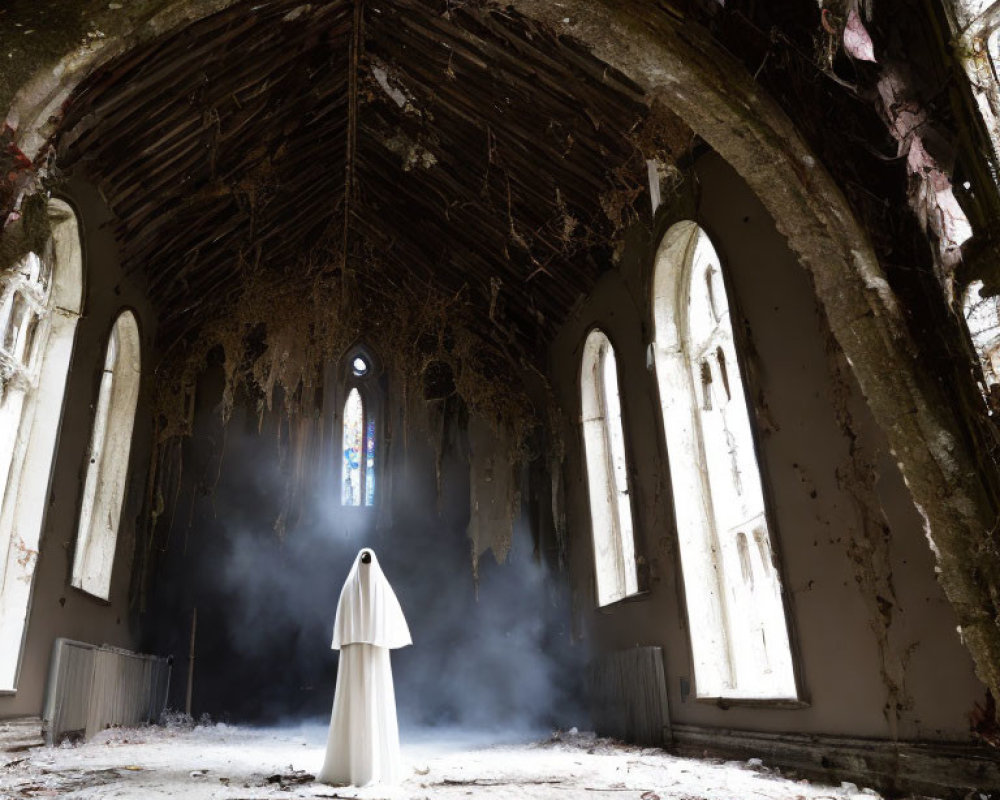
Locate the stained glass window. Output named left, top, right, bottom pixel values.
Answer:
left=342, top=388, right=363, bottom=506
left=342, top=387, right=376, bottom=507
left=365, top=416, right=376, bottom=506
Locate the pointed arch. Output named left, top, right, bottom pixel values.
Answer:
left=652, top=221, right=796, bottom=699
left=338, top=344, right=381, bottom=508
left=72, top=310, right=142, bottom=600
left=581, top=328, right=639, bottom=606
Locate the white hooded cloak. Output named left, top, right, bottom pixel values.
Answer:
left=318, top=548, right=411, bottom=787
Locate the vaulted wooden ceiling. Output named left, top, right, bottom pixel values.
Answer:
left=55, top=0, right=658, bottom=352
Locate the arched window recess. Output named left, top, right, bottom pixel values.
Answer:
left=0, top=198, right=83, bottom=691
left=962, top=279, right=1000, bottom=406
left=335, top=344, right=383, bottom=508
left=580, top=328, right=640, bottom=607
left=72, top=310, right=142, bottom=601
left=651, top=220, right=797, bottom=701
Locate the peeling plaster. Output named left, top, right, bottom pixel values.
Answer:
left=507, top=0, right=1000, bottom=713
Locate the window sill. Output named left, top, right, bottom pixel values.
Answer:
left=695, top=696, right=809, bottom=710
left=596, top=589, right=650, bottom=610
left=69, top=584, right=112, bottom=606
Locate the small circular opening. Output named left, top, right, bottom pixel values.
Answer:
left=352, top=356, right=369, bottom=377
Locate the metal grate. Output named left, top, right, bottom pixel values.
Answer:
left=41, top=639, right=171, bottom=745
left=586, top=646, right=671, bottom=747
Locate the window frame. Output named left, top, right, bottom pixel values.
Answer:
left=71, top=308, right=142, bottom=602
left=953, top=3, right=1000, bottom=183
left=0, top=197, right=83, bottom=694
left=331, top=343, right=384, bottom=511
left=649, top=219, right=801, bottom=704
left=579, top=326, right=643, bottom=608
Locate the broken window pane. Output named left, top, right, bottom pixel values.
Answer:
left=716, top=346, right=731, bottom=401
left=705, top=265, right=720, bottom=321
left=737, top=532, right=754, bottom=588
left=3, top=293, right=27, bottom=355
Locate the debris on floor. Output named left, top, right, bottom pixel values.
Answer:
left=0, top=722, right=913, bottom=800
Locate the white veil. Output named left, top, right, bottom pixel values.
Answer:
left=331, top=548, right=412, bottom=650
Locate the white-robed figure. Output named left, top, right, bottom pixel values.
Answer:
left=318, top=548, right=412, bottom=787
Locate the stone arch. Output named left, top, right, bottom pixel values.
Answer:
left=5, top=1, right=242, bottom=161
left=512, top=0, right=1000, bottom=707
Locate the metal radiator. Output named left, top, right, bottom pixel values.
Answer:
left=42, top=638, right=171, bottom=744
left=585, top=646, right=672, bottom=747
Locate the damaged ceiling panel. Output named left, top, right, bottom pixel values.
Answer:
left=355, top=0, right=647, bottom=342
left=53, top=0, right=655, bottom=353
left=57, top=0, right=354, bottom=342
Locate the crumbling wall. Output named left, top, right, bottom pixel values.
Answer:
left=0, top=178, right=152, bottom=719
left=136, top=252, right=544, bottom=599
left=137, top=328, right=582, bottom=727
left=510, top=0, right=1000, bottom=727
left=553, top=151, right=985, bottom=742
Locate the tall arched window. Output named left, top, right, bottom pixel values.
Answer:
left=955, top=3, right=1000, bottom=174
left=341, top=349, right=378, bottom=507
left=0, top=199, right=83, bottom=691
left=652, top=221, right=796, bottom=700
left=962, top=279, right=1000, bottom=399
left=581, top=329, right=639, bottom=606
left=72, top=310, right=141, bottom=600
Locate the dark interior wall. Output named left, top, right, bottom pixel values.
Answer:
left=140, top=361, right=585, bottom=730
left=552, top=150, right=985, bottom=742
left=0, top=178, right=152, bottom=718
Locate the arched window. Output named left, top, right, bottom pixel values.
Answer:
left=962, top=279, right=1000, bottom=397
left=0, top=199, right=83, bottom=691
left=955, top=4, right=1000, bottom=180
left=580, top=329, right=639, bottom=606
left=340, top=349, right=378, bottom=507
left=72, top=310, right=141, bottom=600
left=652, top=221, right=796, bottom=699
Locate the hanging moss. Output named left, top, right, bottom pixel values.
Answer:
left=141, top=244, right=547, bottom=597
